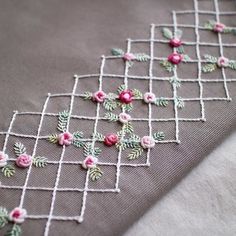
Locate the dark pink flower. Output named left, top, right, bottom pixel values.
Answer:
left=168, top=52, right=183, bottom=65
left=9, top=207, right=27, bottom=224
left=104, top=134, right=118, bottom=146
left=119, top=90, right=133, bottom=104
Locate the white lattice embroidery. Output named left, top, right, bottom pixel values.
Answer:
left=0, top=0, right=236, bottom=235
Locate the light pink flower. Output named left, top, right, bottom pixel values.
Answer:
left=119, top=113, right=131, bottom=124
left=82, top=156, right=98, bottom=169
left=93, top=91, right=106, bottom=103
left=169, top=38, right=182, bottom=48
left=143, top=92, right=156, bottom=103
left=141, top=136, right=155, bottom=149
left=58, top=132, right=73, bottom=146
left=9, top=207, right=27, bottom=224
left=123, top=53, right=136, bottom=61
left=213, top=22, right=225, bottom=33
left=168, top=52, right=183, bottom=65
left=217, top=56, right=229, bottom=67
left=0, top=151, right=8, bottom=167
left=16, top=154, right=32, bottom=168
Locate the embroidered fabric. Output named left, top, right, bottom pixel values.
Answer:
left=0, top=0, right=236, bottom=235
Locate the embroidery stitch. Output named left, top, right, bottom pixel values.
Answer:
left=204, top=20, right=236, bottom=34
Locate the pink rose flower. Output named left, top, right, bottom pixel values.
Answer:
left=213, top=22, right=225, bottom=33
left=16, top=154, right=32, bottom=168
left=169, top=38, right=182, bottom=48
left=0, top=151, right=8, bottom=167
left=123, top=53, right=136, bottom=61
left=104, top=134, right=118, bottom=147
left=9, top=207, right=27, bottom=224
left=143, top=92, right=156, bottom=103
left=119, top=90, right=133, bottom=104
left=168, top=52, right=183, bottom=65
left=119, top=113, right=131, bottom=123
left=93, top=91, right=106, bottom=103
left=82, top=156, right=98, bottom=169
left=141, top=136, right=155, bottom=149
left=58, top=132, right=73, bottom=146
left=217, top=56, right=229, bottom=67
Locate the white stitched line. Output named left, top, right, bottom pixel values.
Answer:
left=194, top=0, right=206, bottom=121
left=78, top=56, right=106, bottom=223
left=2, top=111, right=17, bottom=153
left=213, top=0, right=231, bottom=101
left=146, top=24, right=155, bottom=165
left=172, top=12, right=180, bottom=143
left=44, top=77, right=78, bottom=235
left=19, top=95, right=51, bottom=209
left=114, top=39, right=131, bottom=191
left=175, top=9, right=236, bottom=15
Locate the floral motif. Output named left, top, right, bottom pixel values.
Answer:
left=0, top=206, right=25, bottom=235
left=16, top=154, right=32, bottom=168
left=111, top=48, right=150, bottom=68
left=9, top=207, right=27, bottom=224
left=202, top=54, right=236, bottom=73
left=204, top=20, right=236, bottom=35
left=118, top=112, right=131, bottom=123
left=0, top=151, right=8, bottom=167
left=82, top=156, right=98, bottom=169
left=119, top=90, right=133, bottom=104
left=140, top=136, right=155, bottom=149
left=104, top=134, right=118, bottom=146
left=169, top=38, right=182, bottom=48
left=93, top=91, right=106, bottom=103
left=58, top=132, right=73, bottom=146
left=143, top=92, right=156, bottom=103
left=168, top=52, right=183, bottom=65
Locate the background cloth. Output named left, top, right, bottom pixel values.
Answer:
left=0, top=0, right=236, bottom=235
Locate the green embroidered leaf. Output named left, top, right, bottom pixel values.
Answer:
left=202, top=63, right=217, bottom=73
left=162, top=27, right=173, bottom=39
left=33, top=156, right=48, bottom=168
left=132, top=88, right=143, bottom=99
left=175, top=97, right=185, bottom=109
left=83, top=91, right=93, bottom=100
left=154, top=97, right=169, bottom=107
left=107, top=93, right=117, bottom=100
left=160, top=60, right=175, bottom=72
left=103, top=99, right=117, bottom=111
left=92, top=132, right=105, bottom=141
left=123, top=103, right=133, bottom=112
left=183, top=54, right=191, bottom=62
left=126, top=61, right=134, bottom=68
left=153, top=132, right=165, bottom=141
left=83, top=143, right=101, bottom=157
left=117, top=84, right=126, bottom=94
left=104, top=112, right=119, bottom=122
left=111, top=48, right=124, bottom=56
left=116, top=141, right=139, bottom=151
left=0, top=207, right=8, bottom=229
left=228, top=61, right=236, bottom=70
left=134, top=53, right=150, bottom=62
left=176, top=45, right=185, bottom=54
left=223, top=28, right=232, bottom=34
left=203, top=54, right=218, bottom=63
left=2, top=165, right=15, bottom=178
left=128, top=146, right=143, bottom=160
left=89, top=167, right=103, bottom=181
left=73, top=131, right=84, bottom=139
left=169, top=77, right=181, bottom=88
left=204, top=20, right=214, bottom=30
left=123, top=122, right=134, bottom=134
left=72, top=140, right=84, bottom=148
left=5, top=224, right=21, bottom=236
left=57, top=110, right=69, bottom=132
left=48, top=134, right=58, bottom=144
left=129, top=134, right=141, bottom=142
left=231, top=28, right=236, bottom=35
left=116, top=130, right=124, bottom=139
left=175, top=29, right=183, bottom=39
left=14, top=142, right=26, bottom=156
